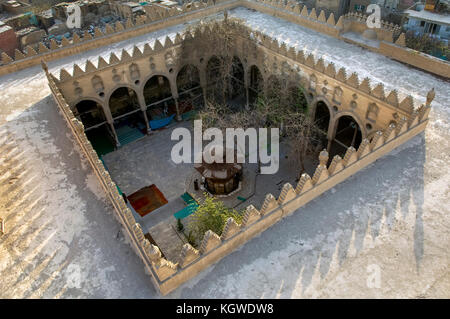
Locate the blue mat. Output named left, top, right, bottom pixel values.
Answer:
left=182, top=110, right=197, bottom=121
left=174, top=192, right=199, bottom=219
left=150, top=115, right=175, bottom=130
left=174, top=203, right=199, bottom=220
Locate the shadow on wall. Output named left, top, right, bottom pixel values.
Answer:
left=176, top=132, right=426, bottom=298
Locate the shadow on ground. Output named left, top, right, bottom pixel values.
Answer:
left=0, top=95, right=155, bottom=298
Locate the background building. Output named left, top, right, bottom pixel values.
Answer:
left=0, top=20, right=18, bottom=56
left=403, top=1, right=450, bottom=40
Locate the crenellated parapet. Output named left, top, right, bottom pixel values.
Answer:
left=295, top=173, right=313, bottom=194
left=248, top=0, right=343, bottom=36
left=260, top=193, right=279, bottom=215
left=341, top=11, right=402, bottom=41
left=242, top=205, right=262, bottom=227
left=179, top=243, right=200, bottom=268
left=221, top=217, right=241, bottom=240
left=328, top=155, right=344, bottom=175
left=200, top=230, right=222, bottom=254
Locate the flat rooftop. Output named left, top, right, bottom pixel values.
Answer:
left=405, top=9, right=450, bottom=26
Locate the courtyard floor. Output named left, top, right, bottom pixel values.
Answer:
left=102, top=119, right=318, bottom=262
left=0, top=7, right=449, bottom=298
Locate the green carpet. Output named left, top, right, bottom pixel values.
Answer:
left=116, top=125, right=145, bottom=146
left=86, top=131, right=115, bottom=157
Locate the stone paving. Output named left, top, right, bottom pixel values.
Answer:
left=102, top=119, right=317, bottom=261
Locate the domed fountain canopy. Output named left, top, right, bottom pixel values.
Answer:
left=194, top=145, right=244, bottom=181
left=362, top=29, right=378, bottom=40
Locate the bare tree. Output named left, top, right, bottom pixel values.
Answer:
left=405, top=30, right=449, bottom=60
left=178, top=15, right=247, bottom=105
left=180, top=16, right=324, bottom=175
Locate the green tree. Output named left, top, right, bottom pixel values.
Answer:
left=188, top=194, right=243, bottom=242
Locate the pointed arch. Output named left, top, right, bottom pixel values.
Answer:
left=109, top=87, right=140, bottom=118
left=109, top=86, right=147, bottom=144
left=74, top=99, right=107, bottom=130
left=329, top=113, right=364, bottom=158
left=177, top=64, right=203, bottom=113
left=143, top=75, right=176, bottom=120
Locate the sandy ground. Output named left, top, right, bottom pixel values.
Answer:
left=0, top=7, right=449, bottom=298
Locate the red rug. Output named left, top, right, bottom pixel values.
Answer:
left=127, top=185, right=168, bottom=217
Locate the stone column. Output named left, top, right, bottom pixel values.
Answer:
left=351, top=125, right=358, bottom=147
left=101, top=102, right=114, bottom=124
left=137, top=91, right=151, bottom=133
left=102, top=102, right=120, bottom=147
left=142, top=110, right=151, bottom=134
left=169, top=78, right=182, bottom=121
left=245, top=86, right=250, bottom=110
left=199, top=69, right=208, bottom=107
left=174, top=96, right=182, bottom=121
left=109, top=122, right=120, bottom=147
left=202, top=86, right=208, bottom=106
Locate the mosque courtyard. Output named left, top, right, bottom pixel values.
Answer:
left=0, top=7, right=449, bottom=298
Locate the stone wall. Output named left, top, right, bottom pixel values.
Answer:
left=379, top=41, right=450, bottom=79
left=0, top=25, right=18, bottom=57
